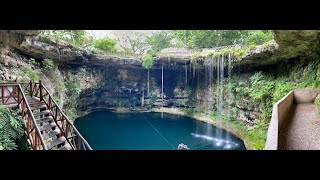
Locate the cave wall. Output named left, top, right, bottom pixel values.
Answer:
left=2, top=30, right=319, bottom=125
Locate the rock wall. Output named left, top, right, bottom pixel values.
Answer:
left=1, top=30, right=320, bottom=125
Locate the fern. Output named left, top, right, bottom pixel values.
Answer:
left=0, top=105, right=24, bottom=150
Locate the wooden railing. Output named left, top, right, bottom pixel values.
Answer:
left=0, top=83, right=46, bottom=150
left=0, top=81, right=92, bottom=150
left=31, top=81, right=92, bottom=150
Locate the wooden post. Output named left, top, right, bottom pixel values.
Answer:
left=39, top=80, right=43, bottom=101
left=1, top=86, right=4, bottom=104
left=35, top=134, right=38, bottom=150
left=29, top=80, right=33, bottom=97
left=54, top=108, right=58, bottom=122
left=48, top=98, right=51, bottom=110
left=18, top=89, right=21, bottom=105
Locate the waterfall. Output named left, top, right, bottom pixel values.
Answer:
left=226, top=53, right=232, bottom=141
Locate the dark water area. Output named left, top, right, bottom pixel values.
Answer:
left=74, top=111, right=246, bottom=150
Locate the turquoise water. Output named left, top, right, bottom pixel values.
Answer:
left=74, top=111, right=246, bottom=150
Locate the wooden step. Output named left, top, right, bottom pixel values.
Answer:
left=33, top=110, right=51, bottom=117
left=36, top=116, right=53, bottom=124
left=39, top=122, right=60, bottom=132
left=29, top=102, right=46, bottom=107
left=58, top=143, right=73, bottom=150
left=26, top=96, right=40, bottom=101
left=42, top=129, right=61, bottom=140
left=30, top=104, right=47, bottom=110
left=46, top=137, right=66, bottom=150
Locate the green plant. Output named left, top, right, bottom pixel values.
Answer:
left=40, top=30, right=90, bottom=48
left=245, top=30, right=272, bottom=46
left=42, top=58, right=55, bottom=71
left=28, top=58, right=37, bottom=66
left=142, top=50, right=156, bottom=69
left=93, top=38, right=117, bottom=53
left=0, top=106, right=24, bottom=150
left=209, top=110, right=220, bottom=118
left=21, top=67, right=41, bottom=81
left=182, top=108, right=195, bottom=116
left=146, top=31, right=172, bottom=52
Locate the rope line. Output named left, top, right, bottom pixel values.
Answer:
left=145, top=118, right=175, bottom=149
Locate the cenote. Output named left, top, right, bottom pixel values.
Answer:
left=74, top=111, right=246, bottom=150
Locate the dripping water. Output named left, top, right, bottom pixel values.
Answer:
left=185, top=59, right=188, bottom=84
left=147, top=69, right=150, bottom=97
left=161, top=62, right=164, bottom=118
left=226, top=53, right=232, bottom=141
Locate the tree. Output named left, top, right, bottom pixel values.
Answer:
left=40, top=30, right=91, bottom=48
left=170, top=30, right=271, bottom=48
left=93, top=38, right=117, bottom=52
left=115, top=33, right=149, bottom=55
left=146, top=31, right=172, bottom=52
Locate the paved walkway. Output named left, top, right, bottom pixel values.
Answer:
left=279, top=104, right=320, bottom=150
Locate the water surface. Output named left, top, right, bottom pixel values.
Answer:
left=74, top=111, right=246, bottom=150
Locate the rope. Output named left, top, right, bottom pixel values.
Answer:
left=144, top=118, right=175, bottom=150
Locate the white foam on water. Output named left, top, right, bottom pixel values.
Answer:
left=191, top=133, right=238, bottom=148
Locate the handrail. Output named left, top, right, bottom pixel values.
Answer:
left=40, top=83, right=92, bottom=150
left=18, top=84, right=47, bottom=150
left=0, top=81, right=91, bottom=150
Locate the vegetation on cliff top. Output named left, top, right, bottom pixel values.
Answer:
left=39, top=30, right=272, bottom=68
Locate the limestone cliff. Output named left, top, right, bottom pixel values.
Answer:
left=1, top=30, right=320, bottom=124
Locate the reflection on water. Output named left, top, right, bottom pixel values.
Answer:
left=75, top=111, right=246, bottom=150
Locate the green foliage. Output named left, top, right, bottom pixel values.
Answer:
left=142, top=50, right=156, bottom=69
left=20, top=66, right=41, bottom=81
left=146, top=31, right=172, bottom=52
left=93, top=38, right=117, bottom=53
left=209, top=110, right=220, bottom=118
left=41, top=30, right=90, bottom=48
left=0, top=106, right=24, bottom=150
left=272, top=80, right=293, bottom=103
left=194, top=107, right=205, bottom=114
left=246, top=72, right=274, bottom=102
left=65, top=68, right=86, bottom=95
left=63, top=68, right=87, bottom=120
left=28, top=58, right=37, bottom=66
left=315, top=94, right=320, bottom=114
left=128, top=38, right=149, bottom=55
left=172, top=30, right=251, bottom=48
left=245, top=30, right=273, bottom=46
left=182, top=108, right=196, bottom=116
left=42, top=58, right=55, bottom=71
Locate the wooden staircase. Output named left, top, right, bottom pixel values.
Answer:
left=0, top=81, right=92, bottom=150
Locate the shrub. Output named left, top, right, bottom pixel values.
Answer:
left=93, top=38, right=117, bottom=53
left=245, top=30, right=273, bottom=46
left=28, top=58, right=37, bottom=66
left=21, top=67, right=41, bottom=81
left=142, top=50, right=156, bottom=69
left=0, top=105, right=24, bottom=150
left=43, top=58, right=55, bottom=71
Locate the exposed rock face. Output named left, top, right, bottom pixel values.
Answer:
left=1, top=30, right=320, bottom=125
left=242, top=30, right=320, bottom=64
left=2, top=30, right=320, bottom=69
